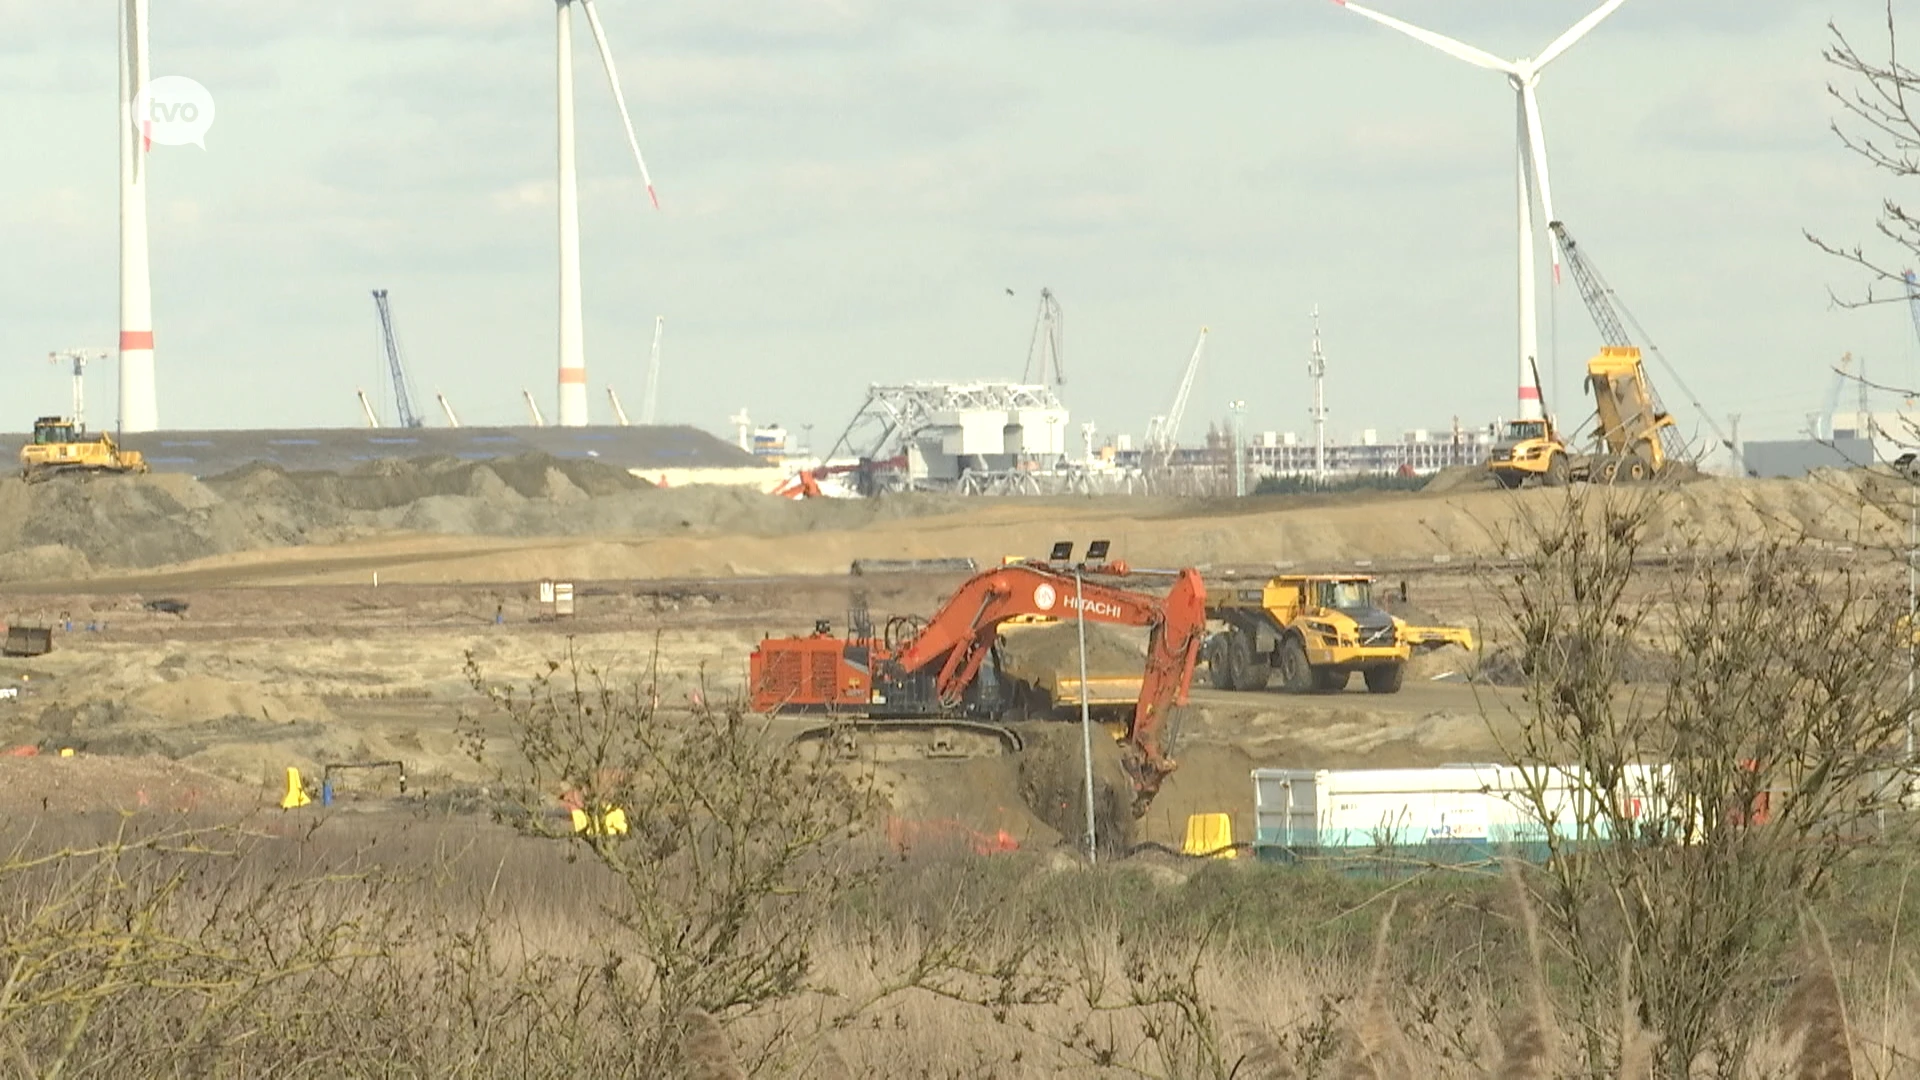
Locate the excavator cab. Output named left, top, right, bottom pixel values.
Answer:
left=32, top=417, right=80, bottom=444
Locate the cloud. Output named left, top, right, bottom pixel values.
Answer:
left=1639, top=72, right=1831, bottom=154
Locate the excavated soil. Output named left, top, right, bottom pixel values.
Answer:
left=0, top=460, right=1907, bottom=850
left=998, top=622, right=1149, bottom=682
left=0, top=454, right=972, bottom=581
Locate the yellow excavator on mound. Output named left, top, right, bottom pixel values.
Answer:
left=18, top=417, right=148, bottom=482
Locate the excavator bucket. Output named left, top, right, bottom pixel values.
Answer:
left=3, top=626, right=52, bottom=658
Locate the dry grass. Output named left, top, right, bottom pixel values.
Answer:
left=0, top=815, right=1914, bottom=1077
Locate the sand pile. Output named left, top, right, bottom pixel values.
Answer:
left=0, top=454, right=1910, bottom=586
left=0, top=454, right=971, bottom=581
left=1476, top=638, right=1673, bottom=687
left=998, top=622, right=1148, bottom=683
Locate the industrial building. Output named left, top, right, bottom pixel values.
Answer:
left=823, top=382, right=1072, bottom=493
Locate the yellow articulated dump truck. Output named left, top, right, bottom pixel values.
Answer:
left=1487, top=348, right=1679, bottom=489
left=19, top=417, right=148, bottom=483
left=1205, top=574, right=1410, bottom=694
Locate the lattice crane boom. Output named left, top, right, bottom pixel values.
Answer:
left=372, top=289, right=423, bottom=429
left=1904, top=271, right=1920, bottom=352
left=1022, top=288, right=1064, bottom=386
left=1145, top=328, right=1209, bottom=467
left=1546, top=221, right=1724, bottom=465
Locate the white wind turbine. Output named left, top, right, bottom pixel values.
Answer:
left=1335, top=0, right=1629, bottom=421
left=554, top=0, right=658, bottom=427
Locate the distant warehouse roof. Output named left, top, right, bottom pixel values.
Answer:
left=1739, top=437, right=1874, bottom=479
left=0, top=425, right=763, bottom=477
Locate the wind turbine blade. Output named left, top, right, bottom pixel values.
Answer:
left=579, top=0, right=659, bottom=209
left=1332, top=0, right=1516, bottom=73
left=1533, top=0, right=1630, bottom=70
left=1521, top=83, right=1562, bottom=282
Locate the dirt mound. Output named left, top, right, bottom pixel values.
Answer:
left=204, top=453, right=652, bottom=510
left=1477, top=638, right=1672, bottom=687
left=1014, top=724, right=1136, bottom=856
left=0, top=454, right=980, bottom=580
left=1422, top=465, right=1494, bottom=494
left=999, top=622, right=1147, bottom=682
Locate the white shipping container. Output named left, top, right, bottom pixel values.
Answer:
left=1253, top=764, right=1676, bottom=851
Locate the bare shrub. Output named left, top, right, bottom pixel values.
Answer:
left=458, top=645, right=896, bottom=1071
left=1494, top=487, right=1919, bottom=1077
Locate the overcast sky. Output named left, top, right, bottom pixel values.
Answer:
left=1, top=0, right=1914, bottom=446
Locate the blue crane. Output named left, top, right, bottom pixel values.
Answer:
left=1905, top=270, right=1920, bottom=353
left=372, top=289, right=423, bottom=429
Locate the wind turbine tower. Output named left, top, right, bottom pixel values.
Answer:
left=118, top=0, right=158, bottom=432
left=1335, top=0, right=1630, bottom=422
left=554, top=0, right=659, bottom=427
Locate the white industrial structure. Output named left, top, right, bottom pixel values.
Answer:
left=1144, top=328, right=1209, bottom=470
left=1337, top=0, right=1630, bottom=423
left=48, top=349, right=107, bottom=431
left=552, top=0, right=658, bottom=427
left=118, top=0, right=158, bottom=433
left=825, top=382, right=1074, bottom=493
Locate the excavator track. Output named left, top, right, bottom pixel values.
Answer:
left=792, top=719, right=1025, bottom=763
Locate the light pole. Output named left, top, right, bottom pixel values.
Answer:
left=1075, top=568, right=1098, bottom=863
left=1228, top=400, right=1247, bottom=497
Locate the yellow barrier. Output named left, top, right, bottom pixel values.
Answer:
left=570, top=806, right=629, bottom=836
left=1182, top=813, right=1236, bottom=859
left=281, top=767, right=311, bottom=809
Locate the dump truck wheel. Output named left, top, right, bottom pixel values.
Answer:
left=1543, top=453, right=1570, bottom=487
left=1493, top=471, right=1523, bottom=490
left=1205, top=636, right=1235, bottom=690
left=1229, top=632, right=1270, bottom=692
left=1276, top=636, right=1313, bottom=693
left=1595, top=457, right=1621, bottom=484
left=1364, top=663, right=1405, bottom=694
left=1311, top=668, right=1350, bottom=693
left=1624, top=457, right=1650, bottom=482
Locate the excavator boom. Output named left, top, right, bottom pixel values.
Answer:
left=891, top=562, right=1206, bottom=808
left=749, top=559, right=1208, bottom=815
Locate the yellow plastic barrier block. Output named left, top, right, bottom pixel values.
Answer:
left=281, top=767, right=311, bottom=809
left=1182, top=812, right=1236, bottom=859
left=571, top=806, right=629, bottom=837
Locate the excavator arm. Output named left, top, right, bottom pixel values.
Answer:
left=892, top=563, right=1207, bottom=812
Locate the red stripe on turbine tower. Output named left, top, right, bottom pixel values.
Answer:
left=1519, top=385, right=1542, bottom=399
left=559, top=368, right=588, bottom=385
left=121, top=330, right=154, bottom=350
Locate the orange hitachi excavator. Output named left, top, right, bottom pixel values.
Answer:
left=749, top=546, right=1207, bottom=815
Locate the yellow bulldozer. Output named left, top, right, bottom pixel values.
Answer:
left=18, top=417, right=148, bottom=482
left=1204, top=574, right=1473, bottom=695
left=1487, top=347, right=1679, bottom=488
